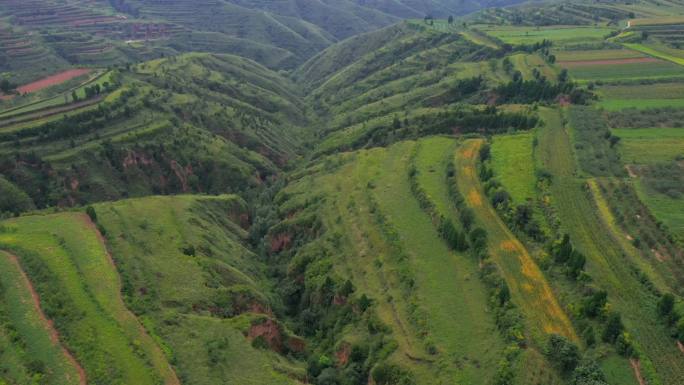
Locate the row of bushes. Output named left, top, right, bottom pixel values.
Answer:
left=405, top=145, right=526, bottom=384
left=478, top=138, right=638, bottom=379
left=0, top=88, right=137, bottom=144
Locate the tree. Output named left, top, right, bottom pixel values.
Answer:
left=567, top=250, right=586, bottom=279
left=0, top=79, right=15, bottom=93
left=72, top=90, right=78, bottom=102
left=371, top=363, right=415, bottom=385
left=657, top=293, right=675, bottom=318
left=676, top=317, right=684, bottom=342
left=572, top=361, right=608, bottom=385
left=582, top=290, right=607, bottom=318
left=546, top=334, right=580, bottom=373
left=448, top=15, right=454, bottom=24
left=602, top=312, right=624, bottom=343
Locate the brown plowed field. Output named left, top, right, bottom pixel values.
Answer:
left=17, top=69, right=91, bottom=94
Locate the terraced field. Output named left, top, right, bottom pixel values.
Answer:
left=538, top=108, right=684, bottom=385
left=0, top=213, right=177, bottom=385
left=456, top=139, right=576, bottom=342
left=0, top=250, right=85, bottom=385
left=613, top=128, right=684, bottom=164
left=283, top=139, right=510, bottom=383
left=562, top=57, right=684, bottom=82
left=490, top=132, right=537, bottom=203
left=475, top=25, right=614, bottom=46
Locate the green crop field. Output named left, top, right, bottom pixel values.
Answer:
left=490, top=132, right=537, bottom=203
left=476, top=25, right=615, bottom=45
left=624, top=43, right=684, bottom=66
left=598, top=98, right=684, bottom=110
left=373, top=140, right=504, bottom=383
left=635, top=182, right=684, bottom=239
left=555, top=49, right=646, bottom=62
left=600, top=83, right=684, bottom=99
left=565, top=60, right=684, bottom=82
left=613, top=128, right=684, bottom=163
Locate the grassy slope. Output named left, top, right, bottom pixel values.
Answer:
left=0, top=250, right=83, bottom=385
left=490, top=132, right=536, bottom=203
left=0, top=213, right=172, bottom=385
left=399, top=138, right=505, bottom=383
left=0, top=53, right=304, bottom=208
left=613, top=128, right=684, bottom=164
left=455, top=139, right=576, bottom=343
left=93, top=195, right=302, bottom=385
left=282, top=138, right=507, bottom=384
left=538, top=108, right=684, bottom=385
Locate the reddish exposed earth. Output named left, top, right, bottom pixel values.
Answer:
left=559, top=57, right=660, bottom=68
left=17, top=69, right=91, bottom=93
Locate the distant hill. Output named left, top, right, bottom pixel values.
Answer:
left=0, top=0, right=527, bottom=83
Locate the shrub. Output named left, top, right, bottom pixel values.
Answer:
left=657, top=293, right=675, bottom=318
left=546, top=334, right=580, bottom=374
left=602, top=312, right=624, bottom=344
left=371, top=363, right=415, bottom=385
left=86, top=206, right=98, bottom=222
left=572, top=361, right=608, bottom=385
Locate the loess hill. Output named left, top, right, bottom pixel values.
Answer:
left=2, top=3, right=684, bottom=385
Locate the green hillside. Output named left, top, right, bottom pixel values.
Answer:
left=1, top=3, right=684, bottom=385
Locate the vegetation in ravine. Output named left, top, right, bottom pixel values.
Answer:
left=3, top=4, right=684, bottom=385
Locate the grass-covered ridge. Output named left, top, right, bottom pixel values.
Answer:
left=2, top=6, right=684, bottom=385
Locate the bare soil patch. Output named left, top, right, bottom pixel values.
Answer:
left=17, top=69, right=91, bottom=94
left=630, top=359, right=646, bottom=385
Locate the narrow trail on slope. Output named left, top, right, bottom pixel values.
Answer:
left=80, top=214, right=181, bottom=385
left=2, top=251, right=88, bottom=385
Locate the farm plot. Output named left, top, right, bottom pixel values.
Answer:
left=554, top=49, right=646, bottom=62
left=559, top=56, right=684, bottom=82
left=635, top=182, right=684, bottom=239
left=0, top=213, right=178, bottom=385
left=455, top=139, right=576, bottom=343
left=475, top=25, right=614, bottom=46
left=612, top=128, right=684, bottom=164
left=538, top=108, right=684, bottom=385
left=16, top=69, right=91, bottom=94
left=624, top=43, right=684, bottom=66
left=0, top=70, right=112, bottom=119
left=611, top=127, right=684, bottom=238
left=490, top=132, right=537, bottom=203
left=510, top=53, right=558, bottom=80
left=597, top=82, right=684, bottom=110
